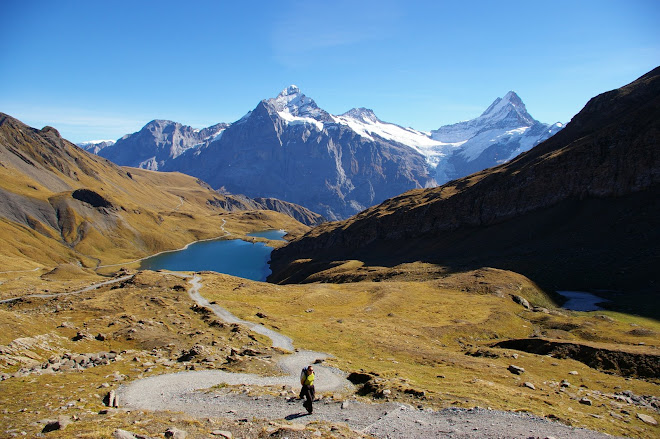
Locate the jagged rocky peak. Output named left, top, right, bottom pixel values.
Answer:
left=266, top=84, right=327, bottom=120
left=76, top=139, right=116, bottom=154
left=341, top=107, right=380, bottom=124
left=144, top=119, right=179, bottom=133
left=431, top=91, right=542, bottom=143
left=480, top=90, right=535, bottom=125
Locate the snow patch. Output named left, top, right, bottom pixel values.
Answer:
left=77, top=139, right=115, bottom=145
left=333, top=112, right=461, bottom=166
left=211, top=128, right=226, bottom=142
left=277, top=111, right=324, bottom=131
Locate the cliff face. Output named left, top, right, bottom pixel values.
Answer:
left=96, top=120, right=228, bottom=171
left=206, top=193, right=325, bottom=226
left=269, top=68, right=660, bottom=306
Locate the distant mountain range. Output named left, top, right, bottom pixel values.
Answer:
left=80, top=88, right=561, bottom=219
left=268, top=67, right=660, bottom=316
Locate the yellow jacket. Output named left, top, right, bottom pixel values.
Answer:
left=301, top=371, right=315, bottom=386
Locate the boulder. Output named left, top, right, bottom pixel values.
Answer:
left=178, top=345, right=207, bottom=362
left=347, top=372, right=375, bottom=384
left=512, top=295, right=531, bottom=309
left=164, top=427, right=187, bottom=439
left=637, top=413, right=657, bottom=425
left=579, top=397, right=592, bottom=406
left=104, top=390, right=118, bottom=407
left=72, top=331, right=92, bottom=341
left=113, top=429, right=157, bottom=439
left=507, top=365, right=525, bottom=375
left=113, top=430, right=138, bottom=439
left=41, top=417, right=70, bottom=433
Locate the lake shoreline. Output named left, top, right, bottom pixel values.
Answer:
left=138, top=230, right=287, bottom=281
left=557, top=290, right=612, bottom=312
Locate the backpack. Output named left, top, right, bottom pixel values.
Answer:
left=300, top=367, right=307, bottom=385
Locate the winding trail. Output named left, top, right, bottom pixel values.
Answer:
left=0, top=275, right=133, bottom=305
left=118, top=275, right=617, bottom=438
left=0, top=267, right=43, bottom=274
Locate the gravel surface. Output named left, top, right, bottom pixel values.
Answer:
left=117, top=275, right=622, bottom=438
left=0, top=274, right=133, bottom=304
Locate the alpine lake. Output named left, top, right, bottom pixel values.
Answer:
left=139, top=230, right=612, bottom=310
left=139, top=230, right=287, bottom=281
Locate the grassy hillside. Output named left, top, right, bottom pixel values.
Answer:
left=1, top=269, right=657, bottom=437
left=203, top=267, right=660, bottom=438
left=0, top=113, right=310, bottom=276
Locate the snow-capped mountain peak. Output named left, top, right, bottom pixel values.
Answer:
left=341, top=107, right=380, bottom=124
left=268, top=85, right=321, bottom=118
left=430, top=91, right=563, bottom=184
left=480, top=90, right=535, bottom=126
left=280, top=84, right=300, bottom=96
left=263, top=85, right=330, bottom=130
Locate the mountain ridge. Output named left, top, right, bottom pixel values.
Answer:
left=83, top=86, right=560, bottom=219
left=165, top=86, right=435, bottom=220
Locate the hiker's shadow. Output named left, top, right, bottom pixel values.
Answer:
left=285, top=412, right=310, bottom=420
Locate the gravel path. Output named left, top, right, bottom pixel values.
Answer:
left=118, top=275, right=621, bottom=438
left=0, top=275, right=133, bottom=304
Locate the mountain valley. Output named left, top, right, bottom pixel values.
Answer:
left=0, top=68, right=659, bottom=438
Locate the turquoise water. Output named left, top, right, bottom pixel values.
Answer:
left=139, top=230, right=286, bottom=281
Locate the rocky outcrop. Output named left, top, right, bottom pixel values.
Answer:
left=269, top=67, right=660, bottom=310
left=72, top=189, right=113, bottom=208
left=207, top=194, right=325, bottom=226
left=0, top=351, right=120, bottom=380
left=96, top=119, right=228, bottom=171
left=494, top=338, right=660, bottom=378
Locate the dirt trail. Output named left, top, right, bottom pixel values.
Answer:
left=118, top=275, right=618, bottom=438
left=0, top=275, right=133, bottom=304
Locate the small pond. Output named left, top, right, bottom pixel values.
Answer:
left=557, top=290, right=611, bottom=311
left=139, top=230, right=287, bottom=281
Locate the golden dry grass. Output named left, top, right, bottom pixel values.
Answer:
left=201, top=267, right=660, bottom=438
left=0, top=123, right=311, bottom=274
left=1, top=266, right=658, bottom=437
left=0, top=270, right=302, bottom=438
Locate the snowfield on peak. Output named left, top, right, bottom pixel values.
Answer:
left=332, top=110, right=461, bottom=167
left=429, top=91, right=563, bottom=183
left=265, top=85, right=332, bottom=131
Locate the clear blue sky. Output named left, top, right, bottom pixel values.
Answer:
left=1, top=0, right=658, bottom=142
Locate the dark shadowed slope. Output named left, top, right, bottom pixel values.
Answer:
left=269, top=67, right=660, bottom=317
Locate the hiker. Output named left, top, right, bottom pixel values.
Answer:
left=299, top=365, right=315, bottom=413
